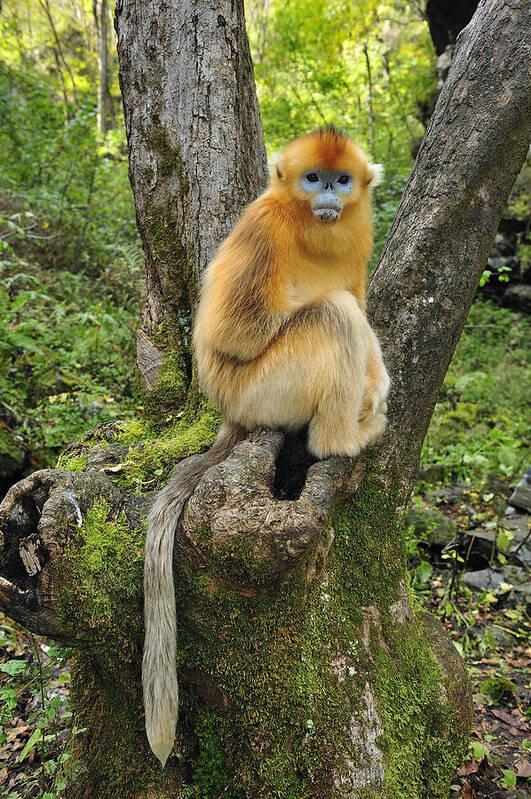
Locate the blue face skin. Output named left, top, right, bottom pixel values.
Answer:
left=300, top=169, right=353, bottom=222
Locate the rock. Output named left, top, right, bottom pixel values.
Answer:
left=417, top=464, right=448, bottom=484
left=501, top=514, right=531, bottom=569
left=502, top=514, right=530, bottom=538
left=462, top=568, right=505, bottom=592
left=504, top=283, right=531, bottom=313
left=462, top=566, right=530, bottom=605
left=405, top=506, right=457, bottom=547
left=509, top=468, right=531, bottom=513
left=502, top=565, right=531, bottom=605
left=486, top=255, right=512, bottom=271
left=462, top=528, right=495, bottom=564
left=426, top=484, right=466, bottom=505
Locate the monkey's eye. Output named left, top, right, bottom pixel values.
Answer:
left=306, top=173, right=319, bottom=183
left=337, top=174, right=350, bottom=185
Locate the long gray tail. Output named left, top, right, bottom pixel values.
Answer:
left=142, top=422, right=245, bottom=766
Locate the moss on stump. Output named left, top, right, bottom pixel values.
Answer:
left=56, top=422, right=471, bottom=799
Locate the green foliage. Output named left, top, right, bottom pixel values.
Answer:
left=0, top=64, right=136, bottom=275
left=421, top=300, right=530, bottom=483
left=479, top=676, right=516, bottom=705
left=0, top=621, right=82, bottom=799
left=0, top=39, right=142, bottom=476
left=248, top=0, right=437, bottom=170
left=0, top=253, right=141, bottom=469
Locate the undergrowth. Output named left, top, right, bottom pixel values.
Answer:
left=422, top=300, right=529, bottom=483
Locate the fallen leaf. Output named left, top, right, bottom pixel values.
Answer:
left=459, top=780, right=478, bottom=799
left=491, top=708, right=522, bottom=728
left=458, top=758, right=481, bottom=776
left=514, top=757, right=531, bottom=778
left=6, top=725, right=29, bottom=740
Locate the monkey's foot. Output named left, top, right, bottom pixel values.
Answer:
left=358, top=410, right=387, bottom=448
left=307, top=418, right=364, bottom=460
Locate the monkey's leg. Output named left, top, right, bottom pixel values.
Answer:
left=306, top=292, right=372, bottom=458
left=229, top=290, right=372, bottom=458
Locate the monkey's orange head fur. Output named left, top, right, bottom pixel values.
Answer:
left=270, top=126, right=381, bottom=210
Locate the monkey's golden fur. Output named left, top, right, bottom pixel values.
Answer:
left=143, top=127, right=390, bottom=767
left=195, top=127, right=389, bottom=456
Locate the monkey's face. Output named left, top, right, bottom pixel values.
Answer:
left=300, top=169, right=353, bottom=222
left=271, top=128, right=380, bottom=226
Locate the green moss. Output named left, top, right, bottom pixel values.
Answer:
left=57, top=498, right=143, bottom=638
left=373, top=620, right=469, bottom=798
left=55, top=499, right=156, bottom=796
left=55, top=421, right=130, bottom=470
left=55, top=452, right=89, bottom=472
left=55, top=440, right=469, bottom=798
left=112, top=402, right=220, bottom=491
left=141, top=353, right=188, bottom=423
left=331, top=471, right=405, bottom=612
left=194, top=710, right=230, bottom=798
left=143, top=126, right=193, bottom=355
left=174, top=553, right=352, bottom=798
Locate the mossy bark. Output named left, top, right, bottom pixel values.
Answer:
left=26, top=440, right=469, bottom=799
left=114, top=0, right=268, bottom=393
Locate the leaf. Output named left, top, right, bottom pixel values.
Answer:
left=415, top=560, right=433, bottom=584
left=490, top=708, right=522, bottom=729
left=0, top=659, right=27, bottom=676
left=16, top=727, right=42, bottom=763
left=470, top=741, right=489, bottom=760
left=502, top=769, right=517, bottom=788
left=457, top=757, right=481, bottom=776
left=514, top=758, right=531, bottom=778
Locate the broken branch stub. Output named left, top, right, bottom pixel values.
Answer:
left=178, top=429, right=364, bottom=585
left=0, top=467, right=126, bottom=638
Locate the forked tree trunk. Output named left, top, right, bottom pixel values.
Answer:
left=0, top=0, right=529, bottom=797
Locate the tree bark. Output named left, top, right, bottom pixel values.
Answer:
left=114, top=0, right=268, bottom=383
left=94, top=0, right=111, bottom=136
left=1, top=0, right=529, bottom=797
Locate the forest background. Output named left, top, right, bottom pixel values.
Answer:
left=0, top=1, right=529, bottom=797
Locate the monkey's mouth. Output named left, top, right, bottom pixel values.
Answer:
left=312, top=207, right=341, bottom=222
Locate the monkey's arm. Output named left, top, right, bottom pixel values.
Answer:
left=194, top=202, right=289, bottom=362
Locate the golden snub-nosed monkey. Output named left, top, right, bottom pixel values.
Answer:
left=143, top=125, right=390, bottom=766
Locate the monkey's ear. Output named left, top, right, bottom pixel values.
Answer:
left=269, top=152, right=286, bottom=181
left=366, top=163, right=384, bottom=187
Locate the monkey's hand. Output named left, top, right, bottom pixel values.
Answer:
left=359, top=360, right=390, bottom=421
left=359, top=329, right=390, bottom=422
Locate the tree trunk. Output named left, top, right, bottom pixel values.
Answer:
left=115, top=0, right=268, bottom=387
left=94, top=0, right=110, bottom=136
left=1, top=0, right=529, bottom=797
